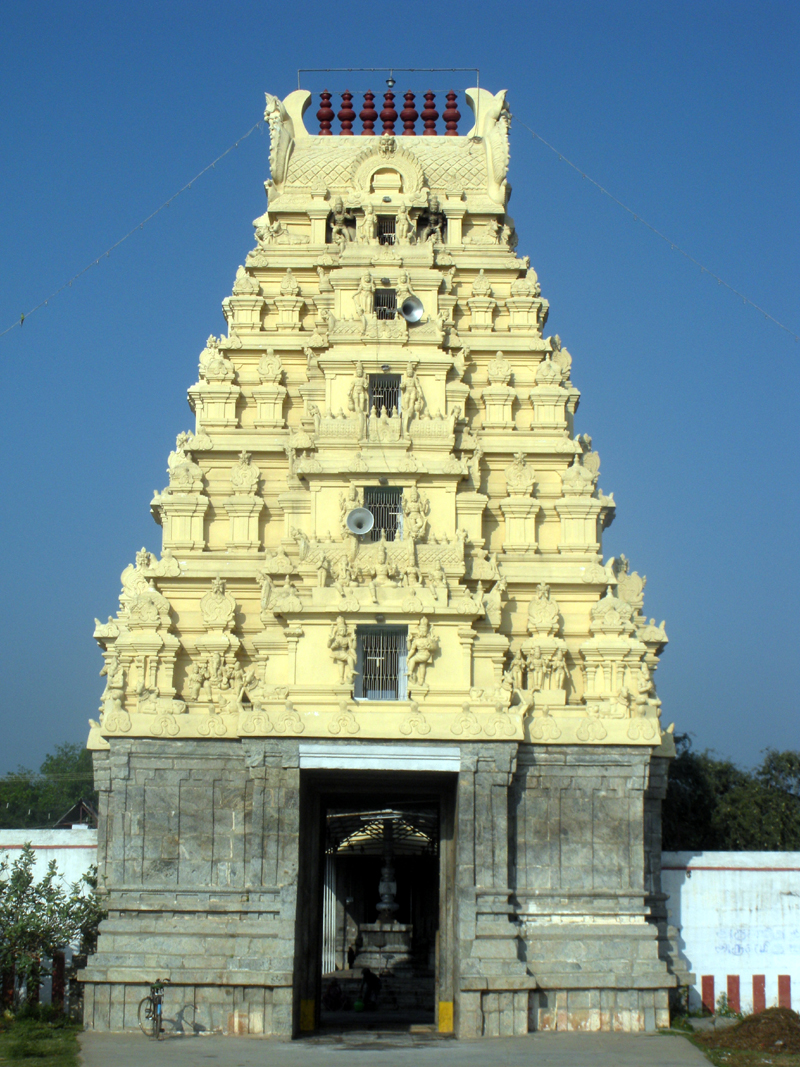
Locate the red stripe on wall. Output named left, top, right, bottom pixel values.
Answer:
left=753, top=975, right=766, bottom=1014
left=702, top=975, right=715, bottom=1014
left=727, top=975, right=740, bottom=1015
left=778, top=976, right=791, bottom=1010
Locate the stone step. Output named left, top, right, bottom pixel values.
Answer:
left=323, top=970, right=435, bottom=1012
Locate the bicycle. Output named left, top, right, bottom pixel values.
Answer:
left=138, top=978, right=169, bottom=1038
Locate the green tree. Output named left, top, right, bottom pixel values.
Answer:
left=662, top=737, right=800, bottom=850
left=0, top=744, right=97, bottom=829
left=0, top=844, right=102, bottom=1005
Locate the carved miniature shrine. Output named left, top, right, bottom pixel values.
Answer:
left=82, top=85, right=677, bottom=1039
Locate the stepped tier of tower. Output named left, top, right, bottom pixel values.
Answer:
left=88, top=87, right=672, bottom=752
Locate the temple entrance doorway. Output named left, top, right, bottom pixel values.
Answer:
left=294, top=767, right=456, bottom=1035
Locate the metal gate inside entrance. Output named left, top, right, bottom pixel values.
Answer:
left=293, top=759, right=457, bottom=1036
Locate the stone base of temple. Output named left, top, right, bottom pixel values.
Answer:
left=82, top=981, right=294, bottom=1036
left=531, top=988, right=671, bottom=1032
left=80, top=738, right=676, bottom=1038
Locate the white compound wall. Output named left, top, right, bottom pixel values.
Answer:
left=662, top=852, right=800, bottom=1014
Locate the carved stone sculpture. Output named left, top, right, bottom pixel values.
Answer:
left=327, top=616, right=357, bottom=686
left=407, top=617, right=438, bottom=686
left=232, top=265, right=260, bottom=296
left=504, top=452, right=535, bottom=496
left=402, top=484, right=428, bottom=541
left=329, top=196, right=356, bottom=244
left=200, top=578, right=237, bottom=631
left=352, top=273, right=375, bottom=317
left=400, top=363, right=424, bottom=434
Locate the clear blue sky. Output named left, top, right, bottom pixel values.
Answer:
left=1, top=1, right=797, bottom=775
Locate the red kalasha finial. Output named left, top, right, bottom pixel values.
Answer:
left=443, top=91, right=461, bottom=136
left=338, top=91, right=356, bottom=135
left=380, top=90, right=397, bottom=134
left=360, top=91, right=378, bottom=135
left=400, top=91, right=418, bottom=136
left=421, top=91, right=438, bottom=136
left=317, top=90, right=335, bottom=135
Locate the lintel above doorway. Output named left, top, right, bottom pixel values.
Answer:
left=298, top=743, right=460, bottom=772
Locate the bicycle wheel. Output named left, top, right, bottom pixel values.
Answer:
left=138, top=996, right=157, bottom=1037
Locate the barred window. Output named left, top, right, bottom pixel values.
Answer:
left=368, top=374, right=401, bottom=416
left=374, top=288, right=397, bottom=320
left=377, top=216, right=396, bottom=245
left=364, top=486, right=403, bottom=542
left=355, top=626, right=408, bottom=701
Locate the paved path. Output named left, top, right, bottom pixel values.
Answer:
left=80, top=1030, right=709, bottom=1066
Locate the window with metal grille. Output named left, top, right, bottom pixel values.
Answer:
left=364, top=486, right=403, bottom=542
left=355, top=626, right=408, bottom=701
left=374, top=289, right=397, bottom=320
left=368, top=374, right=401, bottom=416
left=377, top=216, right=396, bottom=245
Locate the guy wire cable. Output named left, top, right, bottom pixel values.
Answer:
left=513, top=116, right=798, bottom=342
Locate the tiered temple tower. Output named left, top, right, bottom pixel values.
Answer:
left=82, top=85, right=677, bottom=1038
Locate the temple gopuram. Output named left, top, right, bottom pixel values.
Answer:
left=81, top=83, right=677, bottom=1038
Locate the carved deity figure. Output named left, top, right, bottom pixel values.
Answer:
left=185, top=661, right=209, bottom=702
left=308, top=402, right=322, bottom=436
left=339, top=482, right=361, bottom=533
left=372, top=531, right=396, bottom=586
left=352, top=273, right=375, bottom=319
left=329, top=196, right=355, bottom=245
left=402, top=484, right=428, bottom=541
left=396, top=270, right=414, bottom=308
left=407, top=618, right=439, bottom=686
left=327, top=616, right=357, bottom=686
left=467, top=442, right=483, bottom=491
left=551, top=647, right=567, bottom=692
left=635, top=663, right=655, bottom=708
left=419, top=193, right=445, bottom=244
left=357, top=202, right=378, bottom=243
left=509, top=649, right=526, bottom=691
left=400, top=363, right=424, bottom=434
left=332, top=554, right=356, bottom=597
left=99, top=652, right=125, bottom=712
left=316, top=554, right=331, bottom=588
left=527, top=645, right=545, bottom=691
left=395, top=204, right=414, bottom=244
left=348, top=361, right=369, bottom=418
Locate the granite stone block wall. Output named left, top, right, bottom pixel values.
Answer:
left=82, top=738, right=674, bottom=1036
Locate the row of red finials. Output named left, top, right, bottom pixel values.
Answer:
left=701, top=974, right=793, bottom=1014
left=316, top=89, right=461, bottom=136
